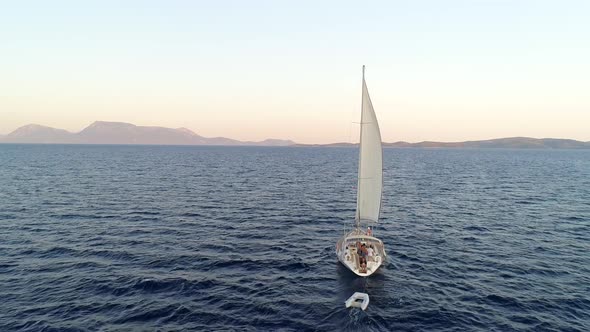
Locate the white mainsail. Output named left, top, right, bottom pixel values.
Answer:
left=355, top=66, right=383, bottom=224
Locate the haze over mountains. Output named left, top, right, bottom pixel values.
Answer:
left=1, top=121, right=588, bottom=149
left=0, top=121, right=295, bottom=146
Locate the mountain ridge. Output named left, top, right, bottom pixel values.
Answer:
left=0, top=121, right=295, bottom=146
left=296, top=137, right=590, bottom=149
left=1, top=122, right=588, bottom=149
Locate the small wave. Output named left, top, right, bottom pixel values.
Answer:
left=49, top=213, right=117, bottom=220
left=101, top=276, right=223, bottom=297
left=82, top=249, right=139, bottom=262
left=40, top=246, right=80, bottom=258
left=113, top=303, right=179, bottom=324
left=564, top=216, right=587, bottom=221
left=508, top=314, right=542, bottom=326
left=179, top=212, right=203, bottom=217
left=123, top=215, right=160, bottom=222
left=127, top=210, right=161, bottom=216
left=484, top=294, right=523, bottom=309
left=463, top=225, right=489, bottom=232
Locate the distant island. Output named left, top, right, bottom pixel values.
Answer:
left=1, top=121, right=589, bottom=149
left=298, top=137, right=590, bottom=149
left=0, top=121, right=295, bottom=146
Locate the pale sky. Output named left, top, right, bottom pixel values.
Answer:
left=1, top=0, right=589, bottom=144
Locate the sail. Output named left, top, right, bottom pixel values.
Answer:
left=356, top=67, right=383, bottom=223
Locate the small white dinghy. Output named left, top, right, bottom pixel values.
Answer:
left=345, top=292, right=370, bottom=311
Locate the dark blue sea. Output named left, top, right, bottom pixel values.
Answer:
left=1, top=144, right=589, bottom=331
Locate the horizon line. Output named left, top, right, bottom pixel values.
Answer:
left=1, top=121, right=589, bottom=145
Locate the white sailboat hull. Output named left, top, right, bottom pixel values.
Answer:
left=336, top=229, right=386, bottom=277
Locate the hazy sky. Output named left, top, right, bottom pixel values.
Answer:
left=1, top=0, right=589, bottom=143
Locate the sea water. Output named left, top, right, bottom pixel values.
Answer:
left=1, top=145, right=589, bottom=331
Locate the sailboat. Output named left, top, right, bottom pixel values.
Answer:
left=336, top=66, right=386, bottom=277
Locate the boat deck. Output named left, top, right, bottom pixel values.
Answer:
left=336, top=232, right=385, bottom=276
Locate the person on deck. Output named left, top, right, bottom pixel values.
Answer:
left=367, top=245, right=374, bottom=261
left=360, top=243, right=368, bottom=258
left=356, top=241, right=363, bottom=256
left=360, top=260, right=367, bottom=273
left=356, top=242, right=368, bottom=272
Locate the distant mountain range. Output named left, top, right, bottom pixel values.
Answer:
left=297, top=137, right=590, bottom=149
left=0, top=121, right=295, bottom=146
left=1, top=122, right=588, bottom=149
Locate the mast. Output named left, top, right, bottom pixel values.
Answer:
left=356, top=65, right=365, bottom=229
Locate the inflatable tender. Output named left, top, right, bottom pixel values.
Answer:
left=345, top=292, right=370, bottom=311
